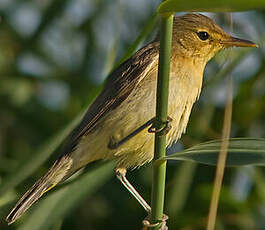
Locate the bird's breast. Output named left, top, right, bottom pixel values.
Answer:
left=166, top=58, right=204, bottom=145
left=72, top=58, right=205, bottom=170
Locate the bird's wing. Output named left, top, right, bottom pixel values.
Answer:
left=63, top=42, right=159, bottom=154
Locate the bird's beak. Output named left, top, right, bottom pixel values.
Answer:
left=221, top=36, right=258, bottom=48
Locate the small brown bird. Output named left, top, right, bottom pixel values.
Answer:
left=6, top=13, right=257, bottom=224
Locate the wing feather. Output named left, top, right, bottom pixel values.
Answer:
left=63, top=42, right=159, bottom=154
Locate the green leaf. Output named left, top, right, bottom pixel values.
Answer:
left=158, top=0, right=265, bottom=14
left=18, top=162, right=114, bottom=230
left=162, top=138, right=265, bottom=166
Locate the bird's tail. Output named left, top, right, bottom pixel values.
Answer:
left=6, top=155, right=73, bottom=225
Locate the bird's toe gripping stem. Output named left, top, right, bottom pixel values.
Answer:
left=148, top=116, right=172, bottom=136
left=142, top=213, right=168, bottom=230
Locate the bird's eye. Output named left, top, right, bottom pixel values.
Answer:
left=197, top=31, right=209, bottom=41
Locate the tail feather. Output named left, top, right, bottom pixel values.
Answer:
left=6, top=155, right=73, bottom=225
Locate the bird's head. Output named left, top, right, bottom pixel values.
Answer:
left=172, top=14, right=257, bottom=62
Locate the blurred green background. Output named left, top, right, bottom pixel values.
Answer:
left=0, top=0, right=264, bottom=229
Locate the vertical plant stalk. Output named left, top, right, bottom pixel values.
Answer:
left=206, top=77, right=232, bottom=230
left=150, top=14, right=173, bottom=229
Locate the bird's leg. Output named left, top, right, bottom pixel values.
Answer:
left=116, top=168, right=168, bottom=230
left=108, top=116, right=172, bottom=150
left=108, top=119, right=154, bottom=150
left=115, top=168, right=151, bottom=213
left=148, top=116, right=172, bottom=135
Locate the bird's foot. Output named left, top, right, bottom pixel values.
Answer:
left=142, top=213, right=168, bottom=230
left=148, top=116, right=172, bottom=136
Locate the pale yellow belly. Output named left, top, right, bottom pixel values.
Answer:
left=69, top=72, right=201, bottom=171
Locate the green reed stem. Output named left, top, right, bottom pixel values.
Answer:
left=150, top=13, right=173, bottom=229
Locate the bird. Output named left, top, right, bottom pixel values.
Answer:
left=6, top=13, right=257, bottom=225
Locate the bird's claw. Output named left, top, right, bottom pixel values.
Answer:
left=148, top=116, right=172, bottom=136
left=142, top=213, right=168, bottom=230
